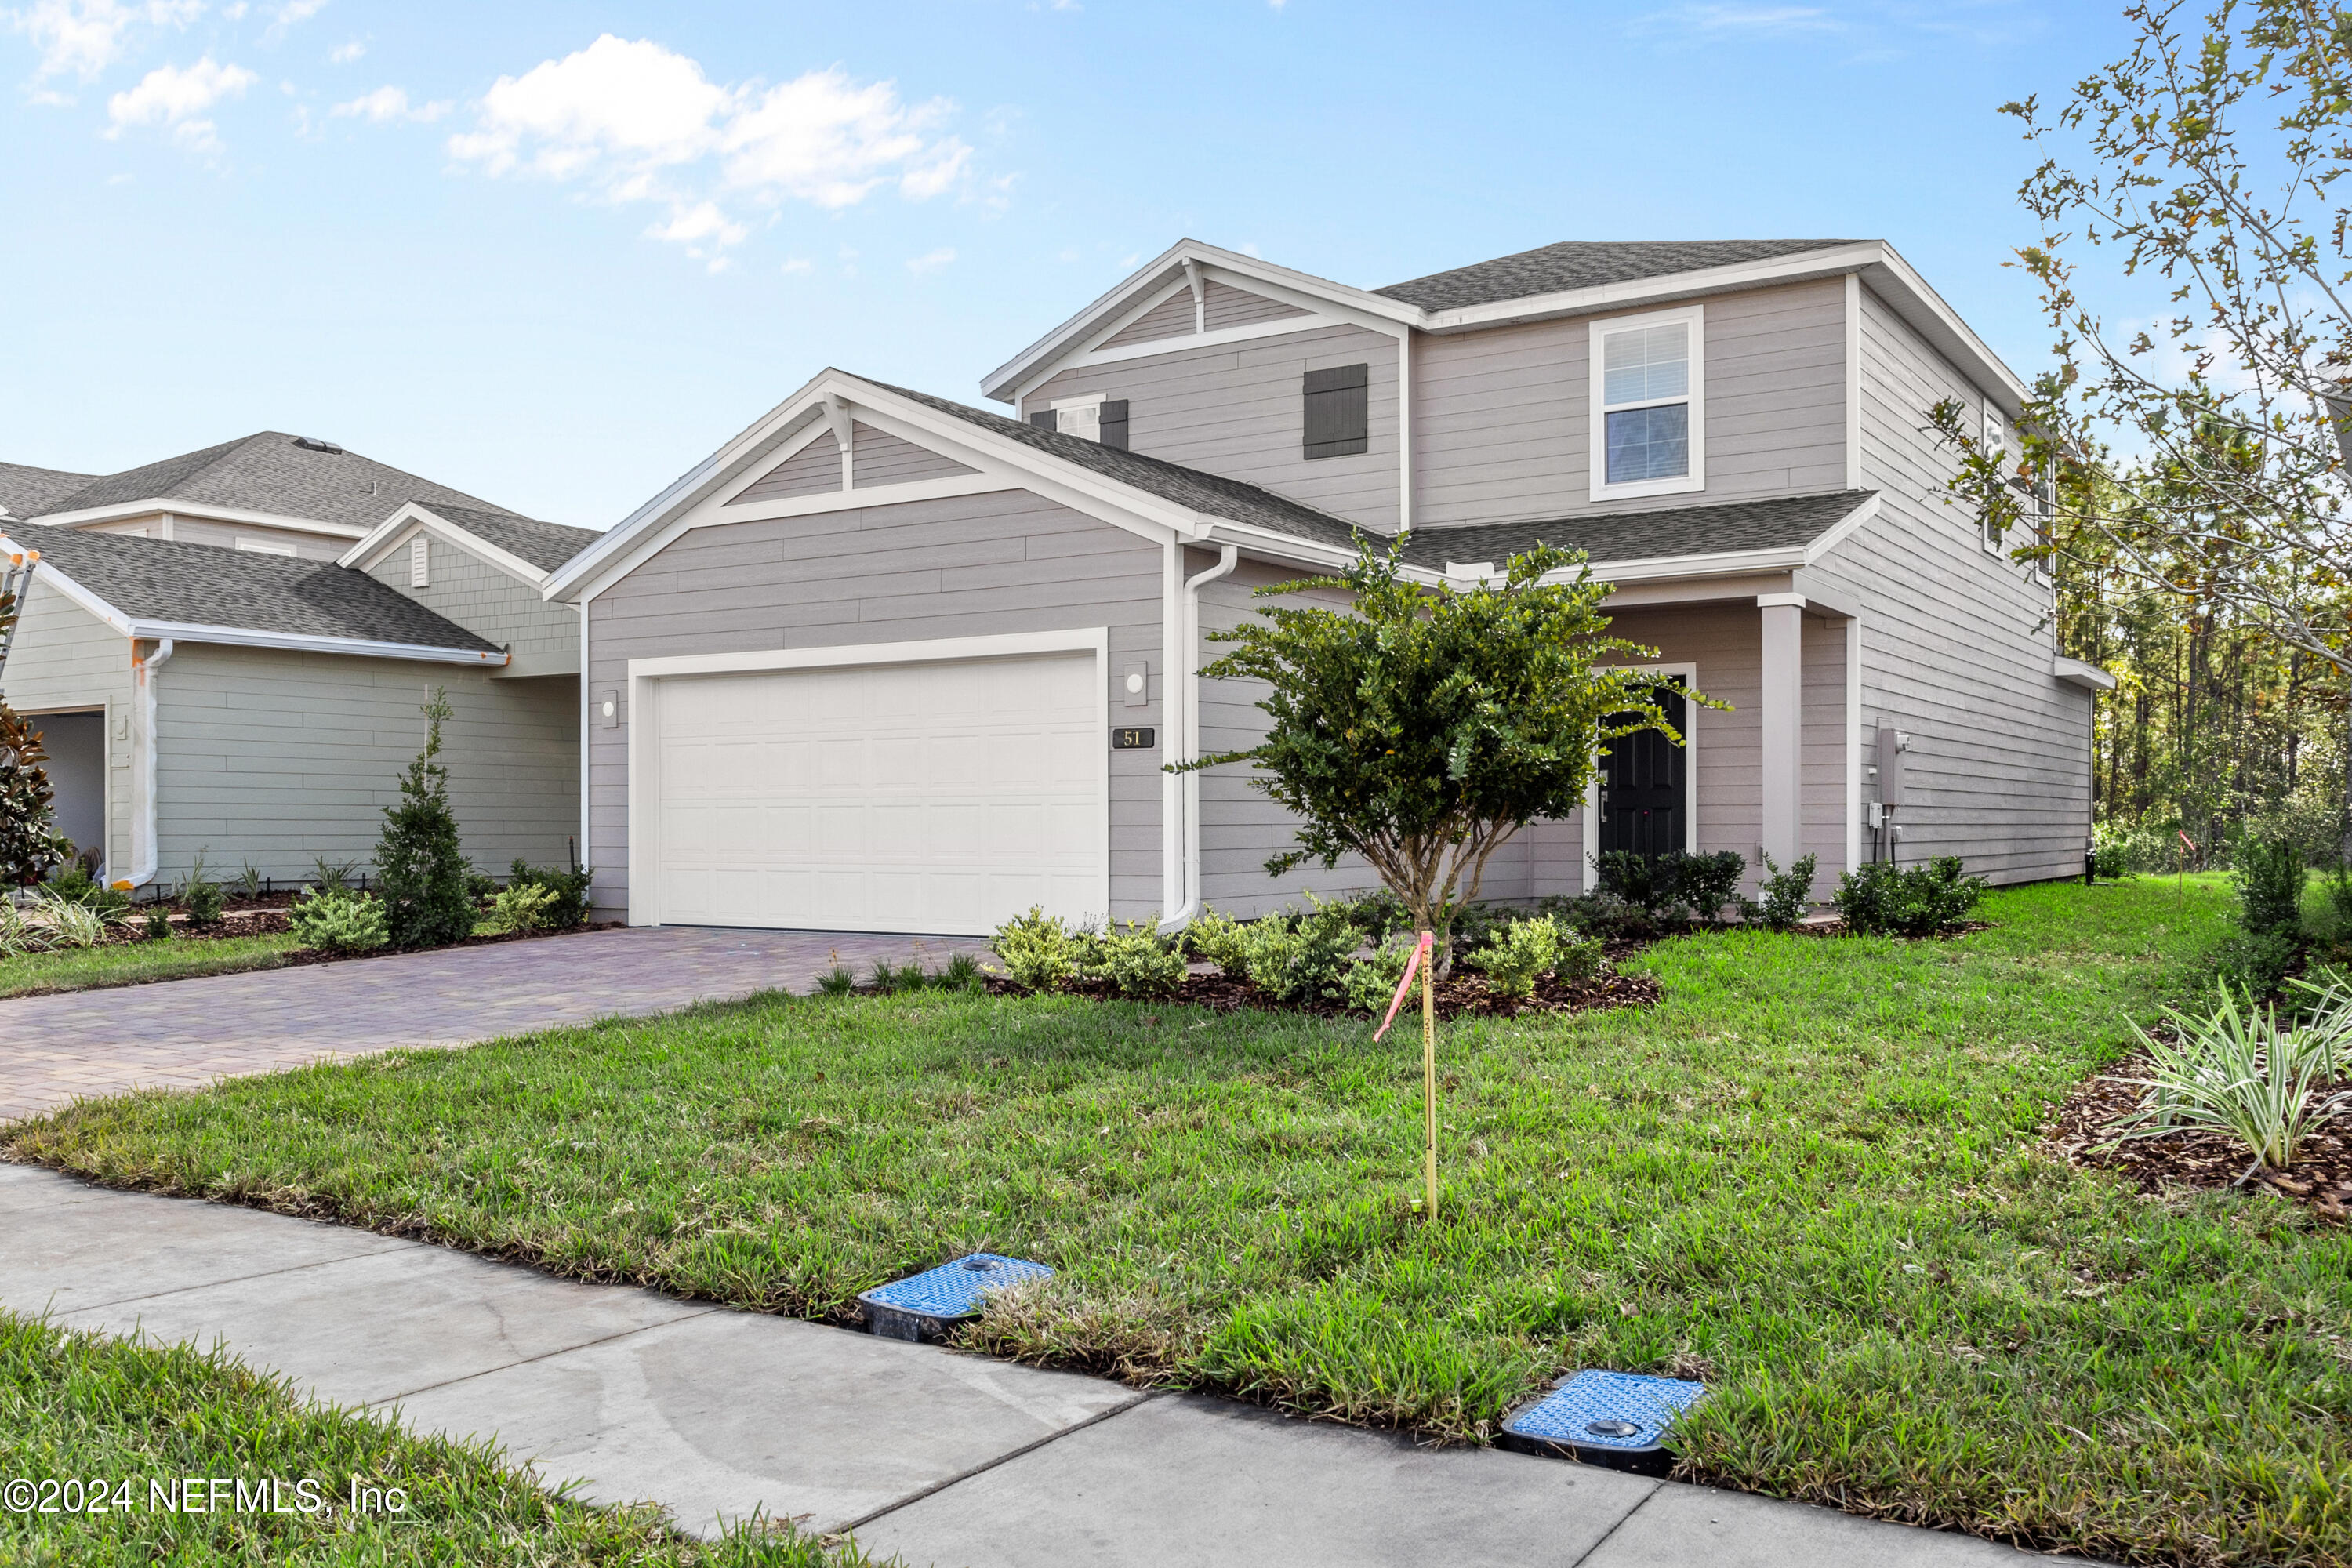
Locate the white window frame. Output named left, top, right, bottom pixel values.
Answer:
left=1979, top=408, right=2008, bottom=557
left=1589, top=303, right=1706, bottom=502
left=1581, top=660, right=1700, bottom=880
left=234, top=536, right=297, bottom=557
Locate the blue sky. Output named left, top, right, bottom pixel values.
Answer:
left=2, top=1, right=2135, bottom=528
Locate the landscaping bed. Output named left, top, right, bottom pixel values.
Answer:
left=1029, top=963, right=1662, bottom=1021
left=12, top=878, right=2347, bottom=1566
left=2049, top=1051, right=2352, bottom=1220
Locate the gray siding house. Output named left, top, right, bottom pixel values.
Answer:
left=556, top=237, right=2110, bottom=936
left=0, top=435, right=596, bottom=891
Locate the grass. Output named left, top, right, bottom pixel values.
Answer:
left=0, top=1310, right=865, bottom=1566
left=0, top=931, right=304, bottom=999
left=9, top=877, right=2350, bottom=1565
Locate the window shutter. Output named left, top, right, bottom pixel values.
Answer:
left=408, top=535, right=429, bottom=588
left=1099, top=400, right=1130, bottom=451
left=1029, top=410, right=1057, bottom=430
left=1302, top=364, right=1369, bottom=459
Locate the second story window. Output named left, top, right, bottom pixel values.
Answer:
left=1030, top=396, right=1131, bottom=450
left=1302, top=364, right=1369, bottom=459
left=1591, top=305, right=1705, bottom=499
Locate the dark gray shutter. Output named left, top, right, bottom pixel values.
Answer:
left=1302, top=364, right=1369, bottom=459
left=1098, top=400, right=1130, bottom=451
left=1029, top=410, right=1058, bottom=430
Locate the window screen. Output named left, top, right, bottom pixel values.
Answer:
left=1302, top=364, right=1369, bottom=459
left=1599, top=322, right=1692, bottom=485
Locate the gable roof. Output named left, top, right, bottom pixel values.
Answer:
left=871, top=380, right=1367, bottom=553
left=5, top=521, right=501, bottom=659
left=411, top=504, right=601, bottom=574
left=1401, top=490, right=1877, bottom=573
left=1374, top=240, right=1859, bottom=313
left=0, top=463, right=100, bottom=521
left=20, top=432, right=524, bottom=534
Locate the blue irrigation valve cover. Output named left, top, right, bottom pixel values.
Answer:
left=1499, top=1370, right=1708, bottom=1474
left=858, top=1253, right=1053, bottom=1341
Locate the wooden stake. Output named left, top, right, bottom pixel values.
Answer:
left=1422, top=929, right=1438, bottom=1221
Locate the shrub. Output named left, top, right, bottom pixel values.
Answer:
left=2105, top=983, right=2352, bottom=1171
left=939, top=952, right=985, bottom=992
left=992, top=906, right=1081, bottom=992
left=1675, top=851, right=1747, bottom=925
left=1101, top=918, right=1189, bottom=998
left=1552, top=926, right=1605, bottom=982
left=1446, top=901, right=1506, bottom=960
left=0, top=890, right=107, bottom=955
left=179, top=852, right=224, bottom=931
left=477, top=881, right=558, bottom=937
left=1750, top=852, right=1819, bottom=930
left=2090, top=824, right=2132, bottom=881
left=1465, top=915, right=1566, bottom=1000
left=141, top=906, right=171, bottom=941
left=1235, top=902, right=1358, bottom=1004
left=508, top=856, right=593, bottom=931
left=1343, top=936, right=1417, bottom=1014
left=1336, top=888, right=1413, bottom=946
left=1539, top=890, right=1646, bottom=941
left=815, top=963, right=857, bottom=996
left=0, top=705, right=72, bottom=887
left=2232, top=826, right=2305, bottom=946
left=1595, top=850, right=1683, bottom=919
left=288, top=887, right=390, bottom=954
left=375, top=688, right=472, bottom=950
left=869, top=959, right=927, bottom=993
left=1179, top=908, right=1251, bottom=977
left=46, top=866, right=129, bottom=920
left=1834, top=855, right=1983, bottom=938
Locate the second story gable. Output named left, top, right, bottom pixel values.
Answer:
left=981, top=238, right=2028, bottom=550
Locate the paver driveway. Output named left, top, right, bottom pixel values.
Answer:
left=0, top=926, right=986, bottom=1123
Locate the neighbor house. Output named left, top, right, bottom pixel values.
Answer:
left=0, top=434, right=596, bottom=891
left=554, top=237, right=2112, bottom=937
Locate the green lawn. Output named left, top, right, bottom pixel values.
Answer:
left=0, top=932, right=303, bottom=998
left=0, top=1311, right=862, bottom=1566
left=9, top=877, right=2349, bottom=1566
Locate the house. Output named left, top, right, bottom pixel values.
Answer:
left=554, top=237, right=2113, bottom=938
left=0, top=434, right=597, bottom=891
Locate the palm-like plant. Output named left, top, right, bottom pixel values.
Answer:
left=2106, top=985, right=2351, bottom=1176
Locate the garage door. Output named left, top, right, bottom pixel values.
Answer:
left=648, top=651, right=1104, bottom=935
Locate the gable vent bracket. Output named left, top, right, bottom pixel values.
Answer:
left=1181, top=258, right=1207, bottom=334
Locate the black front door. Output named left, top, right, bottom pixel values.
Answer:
left=1598, top=681, right=1687, bottom=857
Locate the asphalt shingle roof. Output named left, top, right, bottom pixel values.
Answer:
left=424, top=504, right=601, bottom=574
left=868, top=379, right=1370, bottom=552
left=5, top=522, right=499, bottom=652
left=1374, top=239, right=1860, bottom=313
left=24, top=432, right=524, bottom=532
left=0, top=463, right=100, bottom=521
left=1399, top=490, right=1875, bottom=570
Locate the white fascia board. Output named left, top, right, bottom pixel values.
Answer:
left=1541, top=543, right=1811, bottom=587
left=629, top=626, right=1108, bottom=682
left=339, top=502, right=550, bottom=589
left=2055, top=655, right=2118, bottom=691
left=712, top=419, right=837, bottom=507
left=1800, top=492, right=1885, bottom=565
left=0, top=540, right=134, bottom=634
left=32, top=499, right=372, bottom=539
left=981, top=239, right=1421, bottom=402
left=125, top=619, right=508, bottom=666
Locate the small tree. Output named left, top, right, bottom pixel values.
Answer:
left=376, top=687, right=473, bottom=949
left=0, top=706, right=71, bottom=887
left=1180, top=537, right=1686, bottom=971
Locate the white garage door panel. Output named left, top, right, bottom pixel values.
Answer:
left=651, top=650, right=1103, bottom=935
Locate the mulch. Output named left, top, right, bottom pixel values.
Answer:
left=57, top=902, right=619, bottom=962
left=2045, top=1054, right=2352, bottom=1222
left=991, top=964, right=1662, bottom=1022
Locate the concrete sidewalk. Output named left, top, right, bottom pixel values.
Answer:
left=0, top=1164, right=2093, bottom=1568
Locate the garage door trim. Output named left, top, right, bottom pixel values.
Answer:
left=626, top=627, right=1110, bottom=928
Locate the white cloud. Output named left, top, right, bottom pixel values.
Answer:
left=445, top=35, right=978, bottom=265
left=105, top=55, right=256, bottom=152
left=328, top=37, right=362, bottom=63
left=779, top=255, right=812, bottom=274
left=11, top=0, right=201, bottom=82
left=906, top=246, right=954, bottom=274
left=221, top=0, right=243, bottom=14
left=330, top=83, right=446, bottom=123
left=1631, top=4, right=1838, bottom=38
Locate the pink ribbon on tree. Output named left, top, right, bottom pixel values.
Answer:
left=1373, top=930, right=1435, bottom=1041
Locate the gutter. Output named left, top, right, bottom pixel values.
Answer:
left=122, top=637, right=173, bottom=893
left=1160, top=545, right=1239, bottom=930
left=122, top=620, right=504, bottom=666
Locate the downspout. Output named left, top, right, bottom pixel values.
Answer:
left=1161, top=545, right=1239, bottom=929
left=122, top=637, right=173, bottom=893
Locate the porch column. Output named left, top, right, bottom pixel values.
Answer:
left=1758, top=595, right=1804, bottom=872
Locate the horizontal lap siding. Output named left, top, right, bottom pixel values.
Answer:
left=1102, top=289, right=1196, bottom=349
left=366, top=537, right=579, bottom=659
left=587, top=489, right=1165, bottom=921
left=733, top=435, right=840, bottom=505
left=854, top=422, right=974, bottom=488
left=164, top=516, right=347, bottom=560
left=1193, top=557, right=1379, bottom=915
left=1203, top=281, right=1308, bottom=332
left=1800, top=284, right=2088, bottom=885
left=154, top=644, right=577, bottom=886
left=1028, top=323, right=1400, bottom=532
left=3, top=580, right=132, bottom=876
left=1413, top=278, right=1848, bottom=529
